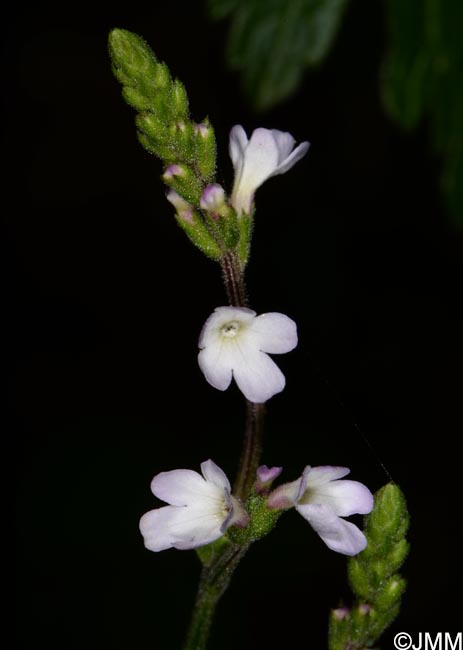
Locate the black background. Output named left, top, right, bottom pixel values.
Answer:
left=9, top=1, right=462, bottom=649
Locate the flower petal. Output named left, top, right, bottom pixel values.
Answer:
left=229, top=124, right=249, bottom=172
left=139, top=505, right=186, bottom=552
left=303, top=466, right=351, bottom=490
left=267, top=477, right=302, bottom=509
left=231, top=344, right=286, bottom=403
left=170, top=504, right=226, bottom=549
left=239, top=127, right=281, bottom=190
left=296, top=503, right=367, bottom=556
left=201, top=459, right=231, bottom=493
left=273, top=141, right=310, bottom=176
left=198, top=345, right=233, bottom=392
left=140, top=503, right=225, bottom=551
left=151, top=469, right=220, bottom=506
left=248, top=312, right=298, bottom=354
left=271, top=129, right=296, bottom=163
left=306, top=479, right=374, bottom=517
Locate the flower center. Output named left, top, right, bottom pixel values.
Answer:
left=220, top=320, right=241, bottom=338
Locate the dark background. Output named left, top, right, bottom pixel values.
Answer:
left=9, top=1, right=462, bottom=649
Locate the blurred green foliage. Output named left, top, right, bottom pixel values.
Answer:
left=207, top=0, right=349, bottom=111
left=382, top=0, right=463, bottom=227
left=209, top=0, right=463, bottom=226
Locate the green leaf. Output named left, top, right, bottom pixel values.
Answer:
left=207, top=0, right=349, bottom=111
left=382, top=0, right=463, bottom=227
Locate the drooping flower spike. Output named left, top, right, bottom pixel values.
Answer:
left=198, top=306, right=298, bottom=403
left=140, top=460, right=248, bottom=552
left=267, top=466, right=374, bottom=556
left=229, top=125, right=310, bottom=216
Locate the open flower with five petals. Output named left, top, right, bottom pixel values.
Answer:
left=229, top=125, right=310, bottom=216
left=140, top=460, right=248, bottom=552
left=198, top=306, right=298, bottom=403
left=267, top=466, right=374, bottom=556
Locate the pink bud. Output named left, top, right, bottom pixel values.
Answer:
left=163, top=164, right=185, bottom=180
left=166, top=190, right=193, bottom=223
left=195, top=123, right=210, bottom=138
left=257, top=465, right=283, bottom=484
left=333, top=608, right=350, bottom=621
left=200, top=184, right=226, bottom=213
left=178, top=209, right=193, bottom=223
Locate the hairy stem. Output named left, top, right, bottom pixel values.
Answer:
left=183, top=542, right=250, bottom=650
left=234, top=401, right=265, bottom=500
left=220, top=252, right=248, bottom=307
left=220, top=252, right=266, bottom=498
left=184, top=252, right=265, bottom=648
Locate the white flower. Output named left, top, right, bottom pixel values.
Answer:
left=267, top=466, right=374, bottom=556
left=139, top=459, right=248, bottom=552
left=198, top=306, right=298, bottom=403
left=229, top=125, right=310, bottom=216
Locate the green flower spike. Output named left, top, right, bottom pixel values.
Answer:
left=329, top=482, right=410, bottom=650
left=108, top=28, right=221, bottom=259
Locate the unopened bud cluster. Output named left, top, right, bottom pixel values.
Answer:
left=329, top=483, right=409, bottom=650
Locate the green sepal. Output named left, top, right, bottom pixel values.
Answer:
left=137, top=130, right=177, bottom=162
left=328, top=610, right=351, bottom=650
left=121, top=86, right=152, bottom=111
left=348, top=557, right=371, bottom=601
left=237, top=212, right=254, bottom=267
left=171, top=79, right=189, bottom=121
left=223, top=208, right=240, bottom=250
left=374, top=576, right=407, bottom=612
left=349, top=605, right=373, bottom=644
left=174, top=212, right=222, bottom=260
left=194, top=118, right=217, bottom=181
left=204, top=210, right=240, bottom=252
left=169, top=121, right=195, bottom=163
left=195, top=535, right=232, bottom=567
left=109, top=29, right=158, bottom=87
left=227, top=495, right=281, bottom=545
left=163, top=166, right=204, bottom=206
left=136, top=112, right=168, bottom=143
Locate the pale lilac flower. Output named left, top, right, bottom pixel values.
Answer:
left=198, top=306, right=297, bottom=403
left=229, top=125, right=310, bottom=216
left=267, top=466, right=374, bottom=556
left=140, top=459, right=248, bottom=552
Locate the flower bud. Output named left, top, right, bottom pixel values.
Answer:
left=254, top=465, right=283, bottom=494
left=200, top=184, right=230, bottom=218
left=162, top=164, right=203, bottom=205
left=166, top=189, right=193, bottom=222
left=109, top=28, right=158, bottom=85
left=194, top=119, right=216, bottom=181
